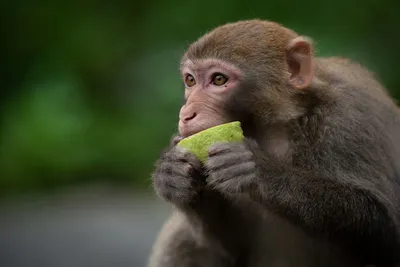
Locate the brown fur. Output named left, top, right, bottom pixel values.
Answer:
left=148, top=19, right=400, bottom=267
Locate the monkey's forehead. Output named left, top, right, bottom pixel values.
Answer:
left=180, top=58, right=242, bottom=75
left=181, top=20, right=298, bottom=66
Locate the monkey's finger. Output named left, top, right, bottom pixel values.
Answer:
left=217, top=161, right=256, bottom=179
left=207, top=161, right=256, bottom=186
left=153, top=166, right=201, bottom=196
left=165, top=146, right=202, bottom=170
left=153, top=176, right=195, bottom=204
left=158, top=160, right=195, bottom=178
left=205, top=151, right=253, bottom=171
left=171, top=135, right=184, bottom=146
left=155, top=172, right=191, bottom=189
left=216, top=173, right=257, bottom=194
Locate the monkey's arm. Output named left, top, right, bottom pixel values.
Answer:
left=205, top=137, right=399, bottom=265
left=151, top=136, right=247, bottom=267
left=148, top=212, right=234, bottom=267
left=260, top=166, right=398, bottom=263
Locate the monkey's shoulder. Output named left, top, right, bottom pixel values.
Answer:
left=316, top=56, right=378, bottom=84
left=313, top=56, right=395, bottom=110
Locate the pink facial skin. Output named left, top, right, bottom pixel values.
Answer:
left=178, top=58, right=242, bottom=137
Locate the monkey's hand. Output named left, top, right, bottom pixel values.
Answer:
left=152, top=137, right=205, bottom=206
left=205, top=139, right=260, bottom=195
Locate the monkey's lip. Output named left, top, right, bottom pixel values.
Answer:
left=179, top=127, right=201, bottom=138
left=178, top=122, right=209, bottom=138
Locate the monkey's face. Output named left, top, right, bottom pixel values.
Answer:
left=178, top=58, right=242, bottom=137
left=178, top=21, right=316, bottom=137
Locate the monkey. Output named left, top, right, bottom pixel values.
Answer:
left=147, top=19, right=400, bottom=267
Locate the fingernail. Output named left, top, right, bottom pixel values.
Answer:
left=208, top=149, right=217, bottom=156
left=173, top=136, right=184, bottom=145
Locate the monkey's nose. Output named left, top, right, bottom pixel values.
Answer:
left=182, top=112, right=197, bottom=123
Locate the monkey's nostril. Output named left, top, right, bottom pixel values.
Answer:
left=184, top=112, right=197, bottom=122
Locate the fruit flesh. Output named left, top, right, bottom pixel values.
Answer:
left=177, top=121, right=244, bottom=163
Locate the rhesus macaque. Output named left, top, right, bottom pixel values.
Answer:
left=148, top=19, right=400, bottom=267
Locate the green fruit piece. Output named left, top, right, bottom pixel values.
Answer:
left=177, top=121, right=244, bottom=163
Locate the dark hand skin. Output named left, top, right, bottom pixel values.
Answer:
left=205, top=140, right=259, bottom=195
left=154, top=138, right=260, bottom=207
left=152, top=136, right=205, bottom=207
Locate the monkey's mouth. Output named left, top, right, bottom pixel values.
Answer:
left=178, top=122, right=212, bottom=138
left=179, top=126, right=203, bottom=138
left=179, top=121, right=237, bottom=139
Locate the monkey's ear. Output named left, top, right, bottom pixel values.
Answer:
left=285, top=36, right=315, bottom=89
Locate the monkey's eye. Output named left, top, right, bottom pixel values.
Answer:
left=184, top=74, right=196, bottom=87
left=211, top=73, right=228, bottom=86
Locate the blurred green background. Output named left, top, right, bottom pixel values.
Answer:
left=1, top=1, right=399, bottom=267
left=1, top=0, right=399, bottom=195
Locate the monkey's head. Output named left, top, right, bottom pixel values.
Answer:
left=178, top=19, right=315, bottom=137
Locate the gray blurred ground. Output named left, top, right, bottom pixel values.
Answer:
left=0, top=185, right=171, bottom=267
